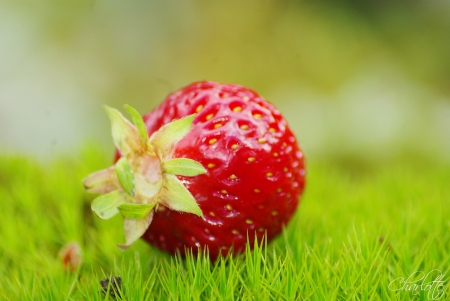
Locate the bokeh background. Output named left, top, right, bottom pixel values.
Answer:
left=1, top=0, right=449, bottom=163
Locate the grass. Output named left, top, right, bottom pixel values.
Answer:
left=0, top=146, right=449, bottom=300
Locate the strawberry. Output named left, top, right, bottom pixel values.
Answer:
left=84, top=81, right=305, bottom=260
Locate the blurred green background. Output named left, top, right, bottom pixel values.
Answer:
left=1, top=0, right=449, bottom=163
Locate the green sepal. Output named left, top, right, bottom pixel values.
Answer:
left=149, top=114, right=195, bottom=158
left=91, top=191, right=133, bottom=220
left=163, top=158, right=207, bottom=176
left=158, top=174, right=204, bottom=218
left=83, top=166, right=120, bottom=194
left=118, top=213, right=154, bottom=249
left=124, top=104, right=148, bottom=148
left=115, top=157, right=135, bottom=196
left=104, top=105, right=140, bottom=157
left=118, top=203, right=155, bottom=220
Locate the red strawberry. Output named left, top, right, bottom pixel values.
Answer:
left=84, top=81, right=305, bottom=261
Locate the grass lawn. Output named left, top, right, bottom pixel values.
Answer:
left=0, top=147, right=448, bottom=300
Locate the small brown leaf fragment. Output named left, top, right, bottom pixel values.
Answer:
left=59, top=242, right=82, bottom=272
left=100, top=276, right=122, bottom=299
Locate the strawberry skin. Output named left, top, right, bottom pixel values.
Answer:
left=136, top=81, right=306, bottom=260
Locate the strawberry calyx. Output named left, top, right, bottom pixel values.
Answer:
left=83, top=105, right=206, bottom=249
